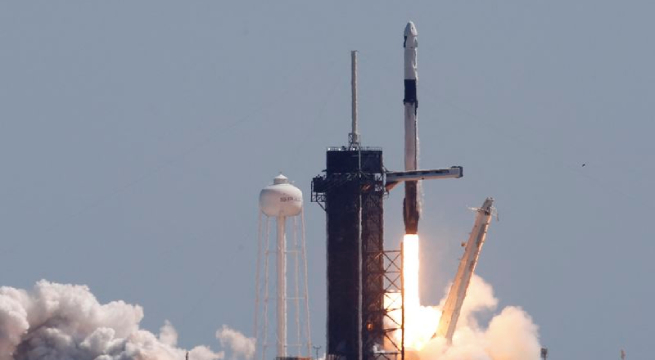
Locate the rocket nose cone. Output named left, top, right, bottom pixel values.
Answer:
left=404, top=21, right=418, bottom=37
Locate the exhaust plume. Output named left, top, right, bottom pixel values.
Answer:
left=216, top=325, right=255, bottom=360
left=416, top=275, right=541, bottom=360
left=0, top=280, right=253, bottom=360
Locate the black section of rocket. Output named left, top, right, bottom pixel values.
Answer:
left=404, top=80, right=417, bottom=106
left=403, top=182, right=419, bottom=234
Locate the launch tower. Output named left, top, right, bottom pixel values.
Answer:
left=312, top=52, right=404, bottom=360
left=312, top=146, right=385, bottom=360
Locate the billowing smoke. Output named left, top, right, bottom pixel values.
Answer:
left=216, top=325, right=255, bottom=360
left=0, top=280, right=253, bottom=360
left=416, top=275, right=541, bottom=360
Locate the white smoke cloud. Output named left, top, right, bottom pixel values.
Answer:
left=0, top=275, right=538, bottom=360
left=485, top=306, right=541, bottom=360
left=0, top=280, right=238, bottom=360
left=418, top=275, right=541, bottom=360
left=216, top=325, right=256, bottom=360
left=160, top=320, right=179, bottom=347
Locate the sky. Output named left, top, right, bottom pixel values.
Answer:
left=1, top=1, right=654, bottom=359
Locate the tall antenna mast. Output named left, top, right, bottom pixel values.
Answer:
left=349, top=50, right=360, bottom=147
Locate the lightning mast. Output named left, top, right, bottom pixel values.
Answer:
left=435, top=198, right=495, bottom=343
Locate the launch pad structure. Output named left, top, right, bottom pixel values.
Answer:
left=312, top=51, right=405, bottom=360
left=312, top=24, right=464, bottom=360
left=312, top=147, right=404, bottom=360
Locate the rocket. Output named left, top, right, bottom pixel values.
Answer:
left=403, top=21, right=420, bottom=234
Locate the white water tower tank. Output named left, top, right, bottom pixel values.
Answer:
left=259, top=174, right=303, bottom=217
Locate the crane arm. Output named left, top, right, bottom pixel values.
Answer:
left=434, top=197, right=494, bottom=343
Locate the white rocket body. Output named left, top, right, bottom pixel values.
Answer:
left=403, top=21, right=420, bottom=234
left=404, top=21, right=418, bottom=172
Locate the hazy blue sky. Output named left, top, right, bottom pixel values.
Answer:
left=1, top=1, right=654, bottom=359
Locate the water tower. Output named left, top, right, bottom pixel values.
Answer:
left=256, top=174, right=312, bottom=360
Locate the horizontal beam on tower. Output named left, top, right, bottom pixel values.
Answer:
left=385, top=167, right=463, bottom=191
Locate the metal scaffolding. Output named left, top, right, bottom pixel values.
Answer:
left=313, top=148, right=403, bottom=360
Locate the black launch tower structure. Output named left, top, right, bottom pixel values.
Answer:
left=312, top=147, right=404, bottom=360
left=311, top=50, right=404, bottom=360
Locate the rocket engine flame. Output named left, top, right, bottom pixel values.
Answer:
left=399, top=235, right=441, bottom=351
left=403, top=234, right=420, bottom=311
